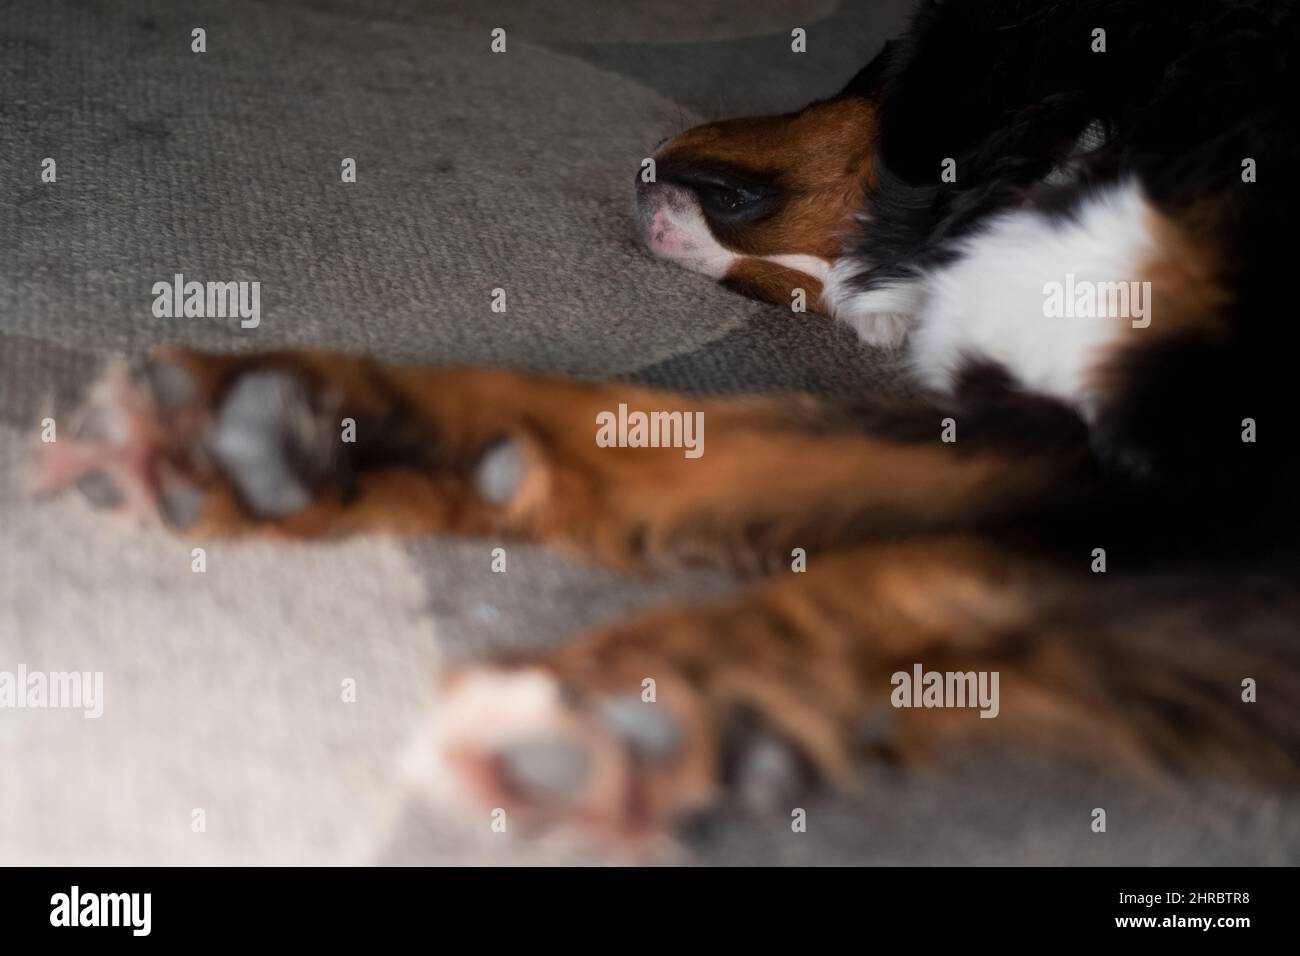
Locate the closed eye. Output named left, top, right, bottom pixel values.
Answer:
left=667, top=167, right=781, bottom=225
left=697, top=182, right=765, bottom=213
left=696, top=181, right=781, bottom=226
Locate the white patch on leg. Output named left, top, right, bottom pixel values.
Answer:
left=821, top=256, right=925, bottom=348
left=908, top=180, right=1157, bottom=417
left=761, top=253, right=830, bottom=284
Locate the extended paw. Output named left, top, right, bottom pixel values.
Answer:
left=31, top=350, right=351, bottom=532
left=410, top=667, right=699, bottom=852
left=413, top=657, right=820, bottom=854
left=29, top=348, right=539, bottom=537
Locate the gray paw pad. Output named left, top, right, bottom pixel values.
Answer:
left=160, top=482, right=205, bottom=528
left=138, top=359, right=196, bottom=413
left=76, top=470, right=123, bottom=509
left=74, top=405, right=123, bottom=444
left=206, top=370, right=332, bottom=518
left=729, top=734, right=806, bottom=812
left=498, top=738, right=590, bottom=800
left=598, top=695, right=681, bottom=764
left=722, top=710, right=811, bottom=812
left=473, top=436, right=525, bottom=506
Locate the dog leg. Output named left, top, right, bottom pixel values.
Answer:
left=36, top=347, right=1093, bottom=572
left=419, top=535, right=1300, bottom=850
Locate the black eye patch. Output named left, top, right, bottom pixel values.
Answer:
left=658, top=160, right=784, bottom=226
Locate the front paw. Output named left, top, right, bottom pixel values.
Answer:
left=29, top=348, right=518, bottom=538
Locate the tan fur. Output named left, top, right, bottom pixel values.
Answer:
left=41, top=346, right=1300, bottom=845
left=1088, top=206, right=1232, bottom=401
left=153, top=349, right=1078, bottom=576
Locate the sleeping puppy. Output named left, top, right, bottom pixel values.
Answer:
left=638, top=0, right=1297, bottom=432
left=34, top=0, right=1300, bottom=853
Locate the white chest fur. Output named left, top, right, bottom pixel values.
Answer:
left=830, top=181, right=1159, bottom=420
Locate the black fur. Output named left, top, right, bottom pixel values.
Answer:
left=846, top=0, right=1299, bottom=282
left=833, top=0, right=1300, bottom=556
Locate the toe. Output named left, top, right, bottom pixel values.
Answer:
left=473, top=436, right=525, bottom=506
left=136, top=358, right=197, bottom=414
left=73, top=404, right=127, bottom=445
left=205, top=370, right=334, bottom=518
left=498, top=738, right=591, bottom=800
left=75, top=470, right=124, bottom=509
left=159, top=481, right=206, bottom=528
left=597, top=694, right=682, bottom=765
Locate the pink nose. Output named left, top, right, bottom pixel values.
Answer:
left=648, top=209, right=681, bottom=253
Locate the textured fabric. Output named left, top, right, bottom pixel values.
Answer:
left=2, top=0, right=1297, bottom=865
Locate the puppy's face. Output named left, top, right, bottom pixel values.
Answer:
left=635, top=95, right=876, bottom=311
